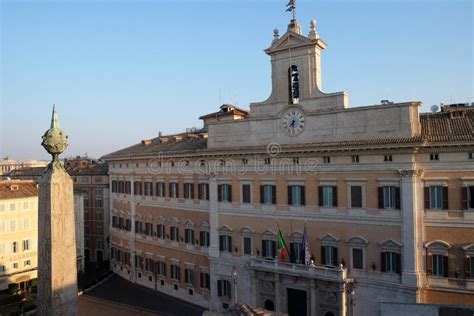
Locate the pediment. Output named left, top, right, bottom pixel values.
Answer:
left=266, top=31, right=315, bottom=53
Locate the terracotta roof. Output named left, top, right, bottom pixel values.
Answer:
left=199, top=104, right=249, bottom=120
left=67, top=163, right=109, bottom=176
left=102, top=108, right=474, bottom=160
left=0, top=180, right=37, bottom=200
left=9, top=166, right=47, bottom=177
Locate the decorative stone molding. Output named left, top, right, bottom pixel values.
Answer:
left=398, top=169, right=424, bottom=177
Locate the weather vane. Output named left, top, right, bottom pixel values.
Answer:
left=286, top=0, right=296, bottom=20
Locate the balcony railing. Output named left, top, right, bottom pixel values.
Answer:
left=250, top=258, right=347, bottom=282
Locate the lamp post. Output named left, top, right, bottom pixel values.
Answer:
left=232, top=266, right=238, bottom=306
left=346, top=279, right=356, bottom=316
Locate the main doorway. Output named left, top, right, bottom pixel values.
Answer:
left=287, top=288, right=307, bottom=316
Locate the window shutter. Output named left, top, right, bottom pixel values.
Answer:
left=464, top=256, right=471, bottom=278
left=198, top=184, right=203, bottom=200
left=219, top=235, right=224, bottom=251
left=461, top=187, right=468, bottom=210
left=191, top=183, right=194, bottom=199
left=185, top=270, right=189, bottom=284
left=424, top=187, right=430, bottom=209
left=333, top=186, right=338, bottom=207
left=395, top=187, right=401, bottom=209
left=426, top=254, right=432, bottom=275
left=443, top=255, right=449, bottom=277
left=301, top=186, right=305, bottom=206
left=272, top=185, right=277, bottom=205
left=262, top=240, right=267, bottom=258
left=396, top=253, right=401, bottom=274
left=229, top=185, right=232, bottom=202
left=288, top=186, right=293, bottom=205
left=378, top=187, right=384, bottom=209
left=381, top=252, right=386, bottom=272
left=318, top=186, right=323, bottom=206
left=333, top=247, right=338, bottom=266
left=217, top=185, right=222, bottom=202
left=168, top=183, right=172, bottom=197
left=260, top=185, right=264, bottom=204
left=271, top=241, right=276, bottom=258
left=176, top=183, right=180, bottom=198
left=321, top=246, right=326, bottom=265
left=206, top=184, right=210, bottom=200
left=217, top=280, right=222, bottom=297
left=442, top=187, right=449, bottom=210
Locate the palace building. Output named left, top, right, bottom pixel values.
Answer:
left=103, top=16, right=474, bottom=315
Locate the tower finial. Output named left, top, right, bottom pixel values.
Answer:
left=42, top=105, right=68, bottom=163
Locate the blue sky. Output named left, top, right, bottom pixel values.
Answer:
left=1, top=0, right=472, bottom=160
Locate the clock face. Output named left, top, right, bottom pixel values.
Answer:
left=281, top=108, right=305, bottom=136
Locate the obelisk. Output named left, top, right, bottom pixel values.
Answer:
left=37, top=106, right=78, bottom=315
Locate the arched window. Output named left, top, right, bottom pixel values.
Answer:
left=288, top=65, right=300, bottom=104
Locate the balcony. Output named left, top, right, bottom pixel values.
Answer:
left=428, top=275, right=474, bottom=291
left=250, top=258, right=346, bottom=282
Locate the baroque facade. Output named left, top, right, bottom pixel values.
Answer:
left=103, top=17, right=474, bottom=315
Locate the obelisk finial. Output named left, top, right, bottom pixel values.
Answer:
left=41, top=105, right=68, bottom=163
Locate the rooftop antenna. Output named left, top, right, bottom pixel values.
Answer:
left=430, top=104, right=439, bottom=113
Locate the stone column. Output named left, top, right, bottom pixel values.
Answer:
left=310, top=280, right=317, bottom=316
left=208, top=173, right=220, bottom=312
left=130, top=174, right=137, bottom=283
left=399, top=169, right=425, bottom=292
left=38, top=106, right=78, bottom=315
left=274, top=274, right=282, bottom=313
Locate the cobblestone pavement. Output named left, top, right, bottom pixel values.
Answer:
left=84, top=274, right=207, bottom=316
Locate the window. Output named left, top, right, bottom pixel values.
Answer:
left=95, top=176, right=102, bottom=183
left=145, top=258, right=154, bottom=272
left=200, top=273, right=210, bottom=290
left=169, top=182, right=179, bottom=198
left=9, top=203, right=16, bottom=211
left=264, top=158, right=271, bottom=165
left=22, top=239, right=30, bottom=251
left=384, top=155, right=393, bottom=162
left=243, top=236, right=252, bottom=255
left=13, top=263, right=18, bottom=269
left=156, top=182, right=165, bottom=197
left=350, top=186, right=363, bottom=208
left=290, top=242, right=303, bottom=264
left=23, top=218, right=29, bottom=230
left=288, top=65, right=299, bottom=104
left=241, top=184, right=252, bottom=204
left=83, top=193, right=89, bottom=207
left=262, top=240, right=276, bottom=259
left=378, top=186, right=400, bottom=209
left=185, top=228, right=195, bottom=245
left=135, top=221, right=143, bottom=234
left=323, top=156, right=331, bottom=164
left=22, top=202, right=28, bottom=210
left=0, top=265, right=5, bottom=273
left=10, top=220, right=16, bottom=232
left=432, top=254, right=446, bottom=277
left=288, top=185, right=305, bottom=206
left=125, top=219, right=131, bottom=231
left=198, top=183, right=209, bottom=200
left=144, top=182, right=153, bottom=196
left=351, top=155, right=359, bottom=163
left=200, top=231, right=210, bottom=247
left=134, top=181, right=142, bottom=195
left=125, top=181, right=131, bottom=194
left=97, top=240, right=104, bottom=250
left=352, top=248, right=363, bottom=269
left=260, top=185, right=276, bottom=205
left=430, top=153, right=439, bottom=161
left=12, top=242, right=18, bottom=253
left=319, top=186, right=337, bottom=207
left=135, top=256, right=144, bottom=269
left=219, top=235, right=232, bottom=252
left=218, top=184, right=232, bottom=202
left=170, top=227, right=179, bottom=241
left=185, top=269, right=195, bottom=285
left=184, top=183, right=194, bottom=199
left=381, top=251, right=400, bottom=274
left=322, top=246, right=338, bottom=266
left=96, top=227, right=104, bottom=235
left=217, top=280, right=232, bottom=299
left=95, top=211, right=103, bottom=220
left=145, top=223, right=153, bottom=237
left=157, top=224, right=165, bottom=239
left=171, top=265, right=181, bottom=281
left=463, top=186, right=474, bottom=209
left=469, top=153, right=474, bottom=160
left=112, top=216, right=118, bottom=228
left=156, top=261, right=166, bottom=276
left=82, top=176, right=88, bottom=183
left=426, top=186, right=447, bottom=209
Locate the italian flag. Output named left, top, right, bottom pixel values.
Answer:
left=277, top=229, right=288, bottom=262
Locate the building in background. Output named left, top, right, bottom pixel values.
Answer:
left=66, top=157, right=110, bottom=264
left=0, top=180, right=38, bottom=291
left=9, top=157, right=110, bottom=264
left=0, top=180, right=86, bottom=291
left=0, top=158, right=47, bottom=180
left=103, top=14, right=474, bottom=316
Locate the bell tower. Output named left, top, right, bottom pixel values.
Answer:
left=250, top=16, right=348, bottom=115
